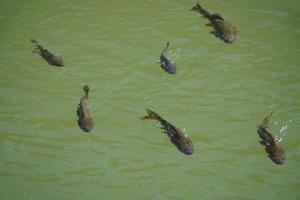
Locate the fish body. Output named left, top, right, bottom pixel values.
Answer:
left=159, top=42, right=177, bottom=74
left=31, top=39, right=64, bottom=67
left=257, top=113, right=285, bottom=165
left=142, top=109, right=194, bottom=155
left=191, top=1, right=237, bottom=43
left=77, top=85, right=93, bottom=132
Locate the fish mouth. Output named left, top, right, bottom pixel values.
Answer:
left=272, top=159, right=284, bottom=165
left=270, top=156, right=285, bottom=165
left=182, top=148, right=194, bottom=155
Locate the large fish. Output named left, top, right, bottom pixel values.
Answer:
left=257, top=113, right=285, bottom=165
left=31, top=39, right=64, bottom=67
left=191, top=1, right=237, bottom=43
left=142, top=109, right=194, bottom=155
left=158, top=42, right=177, bottom=74
left=76, top=85, right=94, bottom=132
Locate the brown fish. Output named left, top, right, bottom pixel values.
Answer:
left=31, top=39, right=64, bottom=67
left=257, top=112, right=285, bottom=165
left=76, top=85, right=93, bottom=132
left=191, top=1, right=237, bottom=43
left=142, top=109, right=194, bottom=155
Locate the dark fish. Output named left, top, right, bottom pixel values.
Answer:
left=159, top=42, right=177, bottom=74
left=76, top=85, right=94, bottom=132
left=257, top=112, right=285, bottom=165
left=191, top=1, right=237, bottom=43
left=31, top=39, right=64, bottom=67
left=142, top=109, right=194, bottom=155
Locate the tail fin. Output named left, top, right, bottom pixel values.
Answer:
left=83, top=85, right=90, bottom=98
left=30, top=38, right=43, bottom=53
left=162, top=41, right=170, bottom=53
left=191, top=1, right=224, bottom=22
left=190, top=1, right=202, bottom=12
left=260, top=112, right=273, bottom=129
left=141, top=109, right=161, bottom=120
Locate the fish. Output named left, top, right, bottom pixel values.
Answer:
left=257, top=112, right=285, bottom=165
left=191, top=1, right=237, bottom=43
left=158, top=42, right=177, bottom=74
left=76, top=85, right=94, bottom=132
left=31, top=39, right=64, bottom=67
left=142, top=109, right=194, bottom=155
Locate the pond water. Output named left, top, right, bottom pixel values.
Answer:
left=0, top=0, right=299, bottom=199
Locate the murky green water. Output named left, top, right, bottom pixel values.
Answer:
left=1, top=0, right=300, bottom=199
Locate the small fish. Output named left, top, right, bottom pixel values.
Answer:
left=191, top=1, right=237, bottom=43
left=31, top=39, right=64, bottom=67
left=76, top=85, right=94, bottom=132
left=158, top=42, right=177, bottom=74
left=142, top=109, right=194, bottom=155
left=257, top=112, right=285, bottom=165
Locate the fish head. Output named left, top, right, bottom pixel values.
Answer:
left=49, top=55, right=64, bottom=66
left=267, top=146, right=285, bottom=165
left=56, top=56, right=65, bottom=66
left=223, top=32, right=236, bottom=44
left=81, top=118, right=94, bottom=133
left=160, top=55, right=177, bottom=74
left=83, top=125, right=93, bottom=133
left=216, top=22, right=237, bottom=44
left=182, top=146, right=194, bottom=155
left=162, top=62, right=177, bottom=74
left=179, top=139, right=194, bottom=155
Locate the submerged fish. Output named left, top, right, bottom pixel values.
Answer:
left=191, top=1, right=237, bottom=43
left=142, top=109, right=194, bottom=155
left=31, top=39, right=64, bottom=67
left=76, top=85, right=94, bottom=132
left=158, top=42, right=177, bottom=74
left=257, top=112, right=285, bottom=165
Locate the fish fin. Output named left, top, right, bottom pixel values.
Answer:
left=210, top=13, right=224, bottom=21
left=141, top=109, right=160, bottom=120
left=76, top=104, right=83, bottom=118
left=210, top=30, right=219, bottom=36
left=259, top=140, right=266, bottom=145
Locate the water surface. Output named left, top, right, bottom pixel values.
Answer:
left=0, top=0, right=300, bottom=199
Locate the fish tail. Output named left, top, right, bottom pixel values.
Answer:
left=162, top=41, right=170, bottom=53
left=142, top=109, right=161, bottom=120
left=191, top=1, right=208, bottom=16
left=190, top=0, right=202, bottom=11
left=160, top=41, right=171, bottom=63
left=83, top=85, right=90, bottom=98
left=30, top=38, right=38, bottom=45
left=260, top=112, right=273, bottom=129
left=30, top=38, right=43, bottom=53
left=191, top=1, right=223, bottom=22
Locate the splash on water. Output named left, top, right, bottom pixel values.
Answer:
left=275, top=124, right=288, bottom=143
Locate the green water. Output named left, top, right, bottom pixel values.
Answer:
left=1, top=0, right=300, bottom=199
